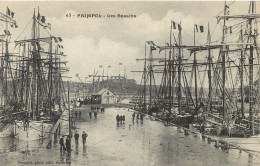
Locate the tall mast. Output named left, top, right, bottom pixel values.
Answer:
left=178, top=22, right=182, bottom=115
left=240, top=26, right=244, bottom=118
left=4, top=8, right=9, bottom=109
left=248, top=1, right=255, bottom=135
left=221, top=1, right=227, bottom=120
left=144, top=42, right=147, bottom=113
left=193, top=24, right=198, bottom=109
left=149, top=44, right=152, bottom=110
left=31, top=8, right=37, bottom=120
left=169, top=20, right=172, bottom=111
left=207, top=23, right=212, bottom=114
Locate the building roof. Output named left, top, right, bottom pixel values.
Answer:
left=94, top=88, right=115, bottom=95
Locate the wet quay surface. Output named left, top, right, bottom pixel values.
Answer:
left=0, top=106, right=260, bottom=166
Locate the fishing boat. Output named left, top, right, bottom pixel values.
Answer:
left=0, top=7, right=19, bottom=137
left=133, top=1, right=260, bottom=134
left=190, top=1, right=260, bottom=137
left=5, top=8, right=69, bottom=141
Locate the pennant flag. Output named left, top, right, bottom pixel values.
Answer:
left=61, top=45, right=64, bottom=48
left=226, top=5, right=230, bottom=15
left=75, top=73, right=79, bottom=77
left=230, top=27, right=232, bottom=34
left=151, top=46, right=156, bottom=50
left=195, top=24, right=198, bottom=32
left=41, top=16, right=46, bottom=23
left=172, top=21, right=176, bottom=29
left=178, top=24, right=182, bottom=31
left=199, top=26, right=204, bottom=33
left=6, top=7, right=10, bottom=16
left=11, top=12, right=14, bottom=18
left=58, top=37, right=62, bottom=42
left=54, top=37, right=59, bottom=43
left=4, top=30, right=11, bottom=36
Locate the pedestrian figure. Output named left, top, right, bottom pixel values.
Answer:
left=122, top=115, right=125, bottom=123
left=140, top=113, right=144, bottom=122
left=116, top=114, right=120, bottom=124
left=137, top=113, right=140, bottom=120
left=75, top=111, right=78, bottom=118
left=66, top=136, right=71, bottom=151
left=82, top=131, right=88, bottom=145
left=59, top=136, right=66, bottom=152
left=132, top=113, right=135, bottom=121
left=89, top=110, right=92, bottom=119
left=94, top=109, right=97, bottom=119
left=74, top=131, right=79, bottom=144
left=79, top=111, right=81, bottom=117
left=166, top=112, right=170, bottom=125
left=119, top=115, right=123, bottom=124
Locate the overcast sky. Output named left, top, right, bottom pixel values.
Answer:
left=0, top=1, right=259, bottom=83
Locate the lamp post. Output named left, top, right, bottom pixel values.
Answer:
left=119, top=63, right=122, bottom=102
left=107, top=65, right=111, bottom=88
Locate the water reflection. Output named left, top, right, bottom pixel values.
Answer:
left=82, top=144, right=86, bottom=155
left=75, top=144, right=79, bottom=155
left=66, top=151, right=71, bottom=166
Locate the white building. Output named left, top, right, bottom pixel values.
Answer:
left=92, top=88, right=116, bottom=104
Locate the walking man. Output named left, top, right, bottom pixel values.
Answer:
left=122, top=115, right=125, bottom=123
left=140, top=113, right=144, bottom=123
left=65, top=136, right=71, bottom=152
left=59, top=136, right=66, bottom=152
left=89, top=110, right=92, bottom=119
left=116, top=114, right=120, bottom=124
left=94, top=108, right=97, bottom=119
left=75, top=111, right=78, bottom=118
left=82, top=131, right=88, bottom=145
left=74, top=131, right=79, bottom=144
left=132, top=112, right=135, bottom=121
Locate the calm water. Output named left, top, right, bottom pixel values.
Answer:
left=0, top=106, right=260, bottom=166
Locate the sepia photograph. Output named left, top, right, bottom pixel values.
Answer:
left=0, top=0, right=260, bottom=165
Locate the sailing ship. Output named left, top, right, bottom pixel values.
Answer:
left=0, top=7, right=19, bottom=137
left=134, top=1, right=260, bottom=135
left=190, top=1, right=260, bottom=137
left=1, top=7, right=69, bottom=141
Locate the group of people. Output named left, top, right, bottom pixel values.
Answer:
left=116, top=115, right=125, bottom=124
left=89, top=106, right=103, bottom=119
left=89, top=109, right=98, bottom=119
left=132, top=112, right=144, bottom=122
left=74, top=110, right=81, bottom=118
left=59, top=131, right=88, bottom=152
left=59, top=136, right=71, bottom=152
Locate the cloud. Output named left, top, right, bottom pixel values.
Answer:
left=17, top=8, right=205, bottom=83
left=63, top=35, right=140, bottom=82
